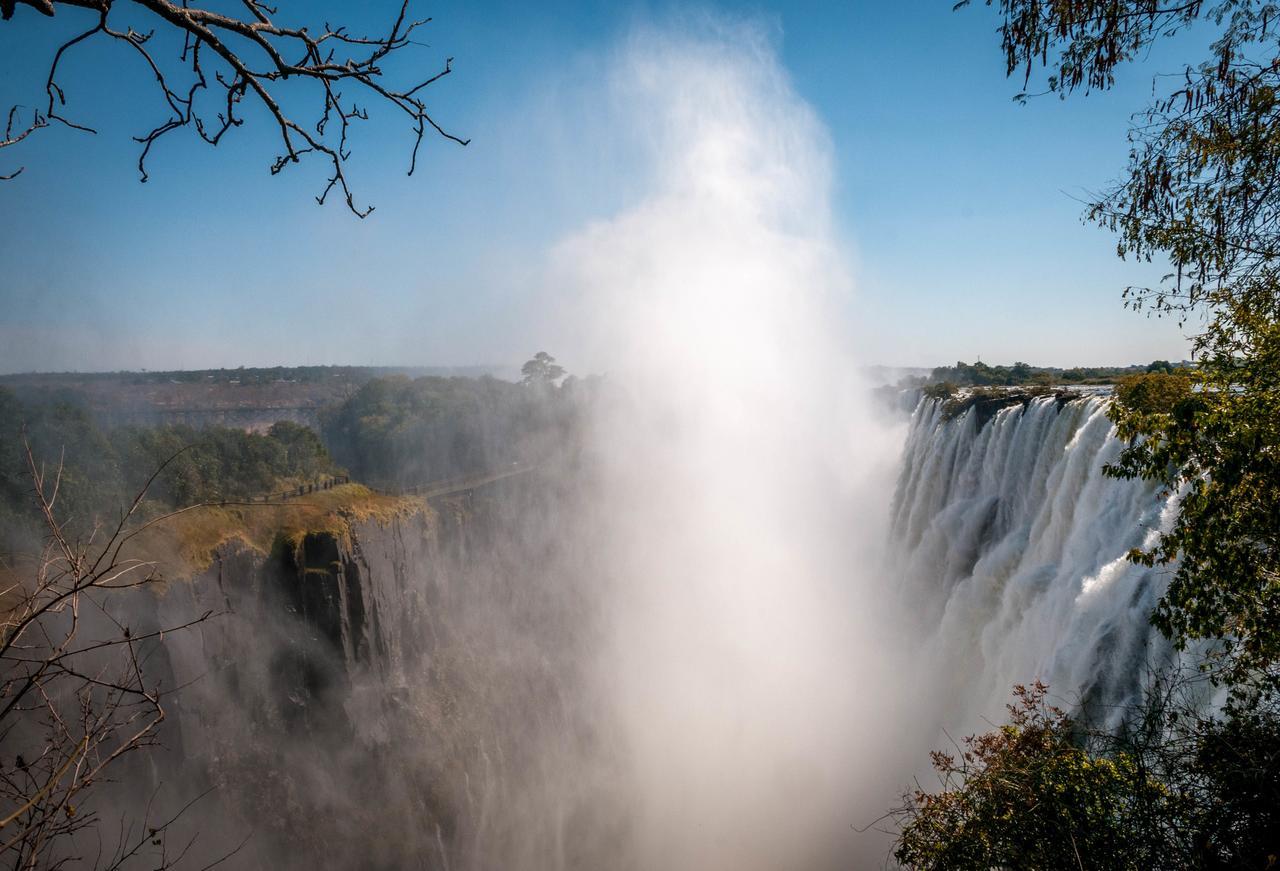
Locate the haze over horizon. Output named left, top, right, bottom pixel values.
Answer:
left=4, top=4, right=1277, bottom=868
left=1, top=2, right=1196, bottom=373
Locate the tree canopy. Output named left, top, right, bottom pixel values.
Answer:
left=520, top=352, right=567, bottom=386
left=893, top=681, right=1280, bottom=869
left=897, top=3, right=1280, bottom=862
left=958, top=0, right=1280, bottom=691
left=0, top=386, right=338, bottom=548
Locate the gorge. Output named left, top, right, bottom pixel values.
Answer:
left=77, top=388, right=1188, bottom=870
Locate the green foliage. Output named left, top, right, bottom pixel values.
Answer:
left=963, top=0, right=1280, bottom=691
left=1112, top=371, right=1194, bottom=417
left=110, top=423, right=336, bottom=507
left=928, top=360, right=1167, bottom=387
left=921, top=381, right=958, bottom=401
left=0, top=388, right=124, bottom=538
left=0, top=389, right=338, bottom=546
left=895, top=681, right=1280, bottom=870
left=1180, top=700, right=1280, bottom=867
left=319, top=367, right=581, bottom=487
left=902, top=4, right=1280, bottom=860
left=1107, top=307, right=1280, bottom=689
left=894, top=684, right=1172, bottom=870
left=267, top=420, right=332, bottom=480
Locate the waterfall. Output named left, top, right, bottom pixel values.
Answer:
left=891, top=394, right=1183, bottom=730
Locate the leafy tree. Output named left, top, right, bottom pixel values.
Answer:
left=0, top=387, right=123, bottom=538
left=894, top=680, right=1280, bottom=869
left=962, top=0, right=1280, bottom=689
left=902, top=6, right=1280, bottom=864
left=1107, top=310, right=1280, bottom=689
left=268, top=420, right=332, bottom=480
left=520, top=351, right=566, bottom=386
left=921, top=380, right=958, bottom=401
left=893, top=684, right=1173, bottom=870
left=319, top=373, right=577, bottom=486
left=112, top=422, right=338, bottom=506
left=926, top=360, right=1150, bottom=387
left=0, top=389, right=341, bottom=548
left=1111, top=371, right=1193, bottom=416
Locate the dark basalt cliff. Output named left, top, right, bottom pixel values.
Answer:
left=941, top=388, right=1084, bottom=428
left=122, top=471, right=625, bottom=870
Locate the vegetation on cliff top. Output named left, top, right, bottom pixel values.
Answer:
left=132, top=483, right=425, bottom=579
left=319, top=357, right=585, bottom=488
left=0, top=388, right=340, bottom=545
left=2, top=354, right=579, bottom=576
left=925, top=359, right=1186, bottom=389
left=897, top=0, right=1280, bottom=863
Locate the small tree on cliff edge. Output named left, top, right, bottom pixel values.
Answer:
left=0, top=0, right=467, bottom=216
left=521, top=352, right=566, bottom=387
left=956, top=0, right=1280, bottom=691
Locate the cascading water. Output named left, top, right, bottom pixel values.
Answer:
left=891, top=393, right=1184, bottom=732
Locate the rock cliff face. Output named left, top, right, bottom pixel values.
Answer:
left=129, top=472, right=625, bottom=870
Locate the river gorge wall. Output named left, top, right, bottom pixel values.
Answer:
left=121, top=470, right=627, bottom=871
left=91, top=393, right=1200, bottom=869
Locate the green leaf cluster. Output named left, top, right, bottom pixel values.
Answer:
left=319, top=361, right=583, bottom=488
left=894, top=681, right=1280, bottom=869
left=895, top=684, right=1172, bottom=870
left=0, top=388, right=338, bottom=547
left=962, top=0, right=1280, bottom=690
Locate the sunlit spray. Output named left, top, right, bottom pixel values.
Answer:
left=546, top=16, right=911, bottom=869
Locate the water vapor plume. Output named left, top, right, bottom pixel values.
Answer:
left=548, top=16, right=911, bottom=868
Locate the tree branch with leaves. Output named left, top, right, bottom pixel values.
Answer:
left=961, top=0, right=1280, bottom=693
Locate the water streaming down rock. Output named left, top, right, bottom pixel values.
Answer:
left=73, top=390, right=1197, bottom=869
left=891, top=393, right=1183, bottom=730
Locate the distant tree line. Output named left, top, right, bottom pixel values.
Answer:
left=0, top=363, right=495, bottom=388
left=320, top=355, right=585, bottom=487
left=0, top=354, right=585, bottom=549
left=0, top=387, right=336, bottom=548
left=925, top=359, right=1187, bottom=389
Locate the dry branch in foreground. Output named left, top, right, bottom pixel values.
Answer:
left=0, top=0, right=467, bottom=215
left=0, top=441, right=222, bottom=869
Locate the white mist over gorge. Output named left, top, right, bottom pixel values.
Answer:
left=550, top=20, right=912, bottom=868
left=8, top=3, right=1259, bottom=870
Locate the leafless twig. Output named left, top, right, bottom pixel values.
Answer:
left=1, top=0, right=467, bottom=215
left=0, top=439, right=222, bottom=868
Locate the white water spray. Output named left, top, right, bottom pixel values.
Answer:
left=548, top=19, right=909, bottom=869
left=892, top=395, right=1184, bottom=733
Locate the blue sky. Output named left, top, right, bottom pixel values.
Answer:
left=0, top=0, right=1201, bottom=373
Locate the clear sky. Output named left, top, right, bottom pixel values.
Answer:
left=0, top=0, right=1202, bottom=373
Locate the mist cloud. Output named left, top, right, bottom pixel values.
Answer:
left=548, top=16, right=912, bottom=868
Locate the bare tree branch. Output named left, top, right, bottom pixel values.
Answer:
left=1, top=0, right=467, bottom=216
left=0, top=437, right=221, bottom=868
